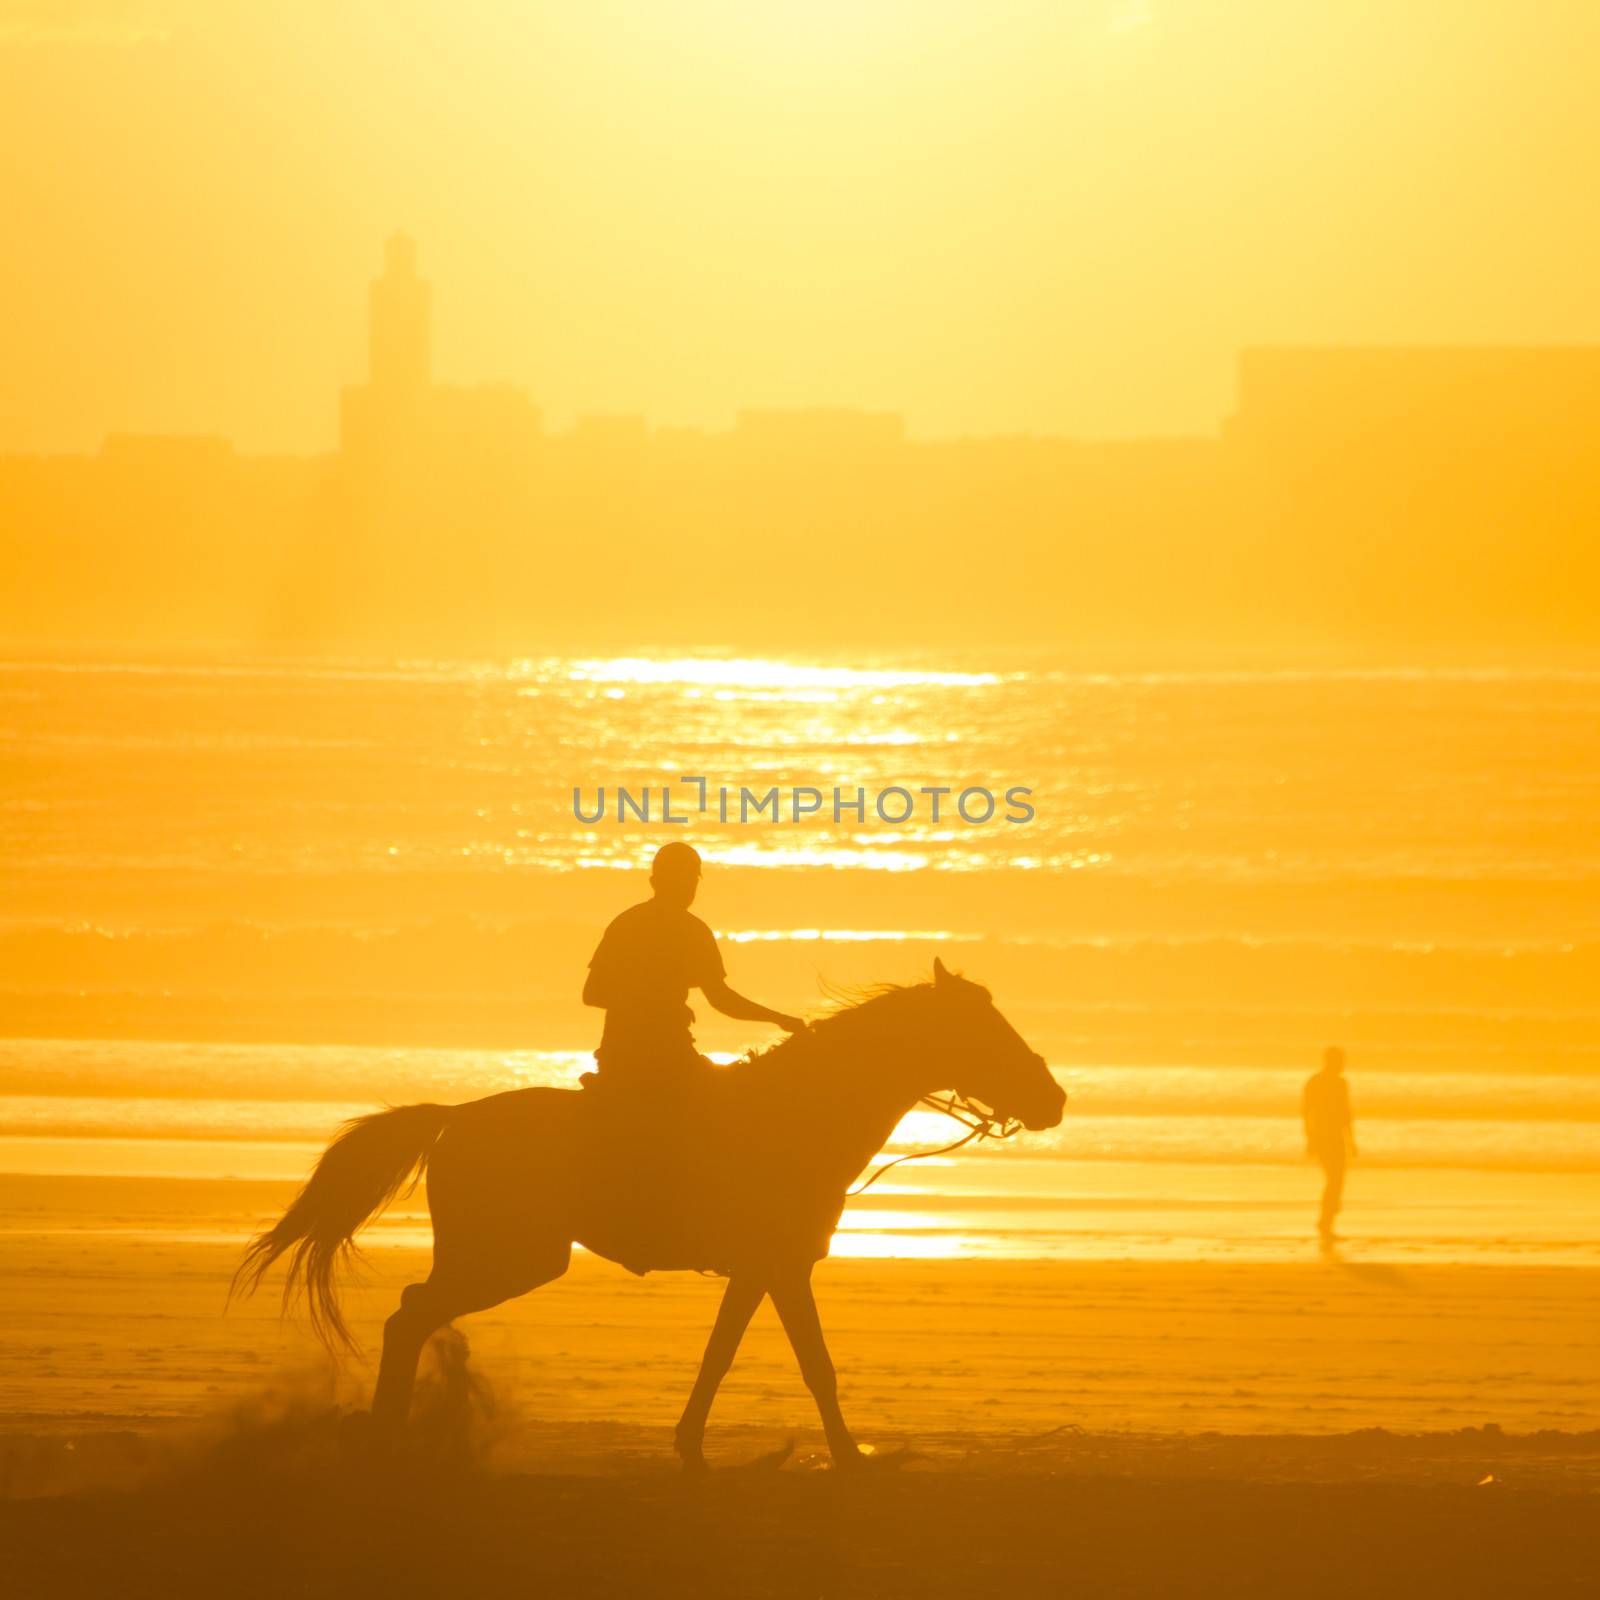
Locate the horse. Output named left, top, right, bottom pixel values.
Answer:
left=233, top=958, right=1066, bottom=1469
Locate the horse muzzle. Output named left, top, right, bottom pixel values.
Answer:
left=1021, top=1065, right=1068, bottom=1131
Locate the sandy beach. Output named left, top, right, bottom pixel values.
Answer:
left=4, top=1177, right=1599, bottom=1596
left=7, top=1433, right=1600, bottom=1600
left=3, top=1174, right=1599, bottom=1451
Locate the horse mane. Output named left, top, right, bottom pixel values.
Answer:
left=727, top=979, right=933, bottom=1080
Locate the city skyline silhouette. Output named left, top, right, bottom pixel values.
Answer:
left=13, top=230, right=1600, bottom=460
left=3, top=231, right=1598, bottom=653
left=9, top=4, right=1600, bottom=458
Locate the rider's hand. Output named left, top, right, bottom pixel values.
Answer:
left=775, top=1013, right=808, bottom=1033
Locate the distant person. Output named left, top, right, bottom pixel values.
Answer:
left=583, top=841, right=805, bottom=1091
left=1302, top=1045, right=1357, bottom=1243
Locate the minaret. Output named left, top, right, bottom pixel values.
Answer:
left=370, top=232, right=431, bottom=395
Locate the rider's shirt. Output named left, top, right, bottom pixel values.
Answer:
left=588, top=899, right=725, bottom=1070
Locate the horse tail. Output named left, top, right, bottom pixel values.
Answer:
left=231, top=1103, right=451, bottom=1353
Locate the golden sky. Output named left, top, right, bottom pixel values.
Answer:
left=3, top=0, right=1598, bottom=452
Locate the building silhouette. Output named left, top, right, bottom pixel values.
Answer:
left=340, top=233, right=431, bottom=464
left=341, top=235, right=542, bottom=487
left=1, top=237, right=1597, bottom=651
left=370, top=233, right=431, bottom=394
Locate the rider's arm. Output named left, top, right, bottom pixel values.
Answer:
left=582, top=967, right=611, bottom=1009
left=701, top=976, right=805, bottom=1032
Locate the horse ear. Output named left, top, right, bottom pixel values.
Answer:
left=933, top=956, right=951, bottom=986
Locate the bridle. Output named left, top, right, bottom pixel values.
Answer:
left=847, top=1089, right=1025, bottom=1198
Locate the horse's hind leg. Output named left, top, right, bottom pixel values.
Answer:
left=370, top=1237, right=572, bottom=1439
left=370, top=1280, right=452, bottom=1439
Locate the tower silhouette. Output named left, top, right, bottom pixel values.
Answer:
left=341, top=234, right=436, bottom=464
left=369, top=233, right=431, bottom=397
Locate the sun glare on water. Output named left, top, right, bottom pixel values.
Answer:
left=566, top=658, right=999, bottom=690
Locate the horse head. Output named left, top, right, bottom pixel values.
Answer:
left=922, top=957, right=1066, bottom=1131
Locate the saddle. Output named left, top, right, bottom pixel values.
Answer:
left=571, top=1053, right=837, bottom=1277
left=573, top=1054, right=732, bottom=1273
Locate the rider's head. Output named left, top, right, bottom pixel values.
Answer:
left=650, top=841, right=702, bottom=909
left=1323, top=1044, right=1346, bottom=1075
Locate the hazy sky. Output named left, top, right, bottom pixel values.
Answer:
left=3, top=0, right=1598, bottom=451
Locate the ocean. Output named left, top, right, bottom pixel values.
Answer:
left=3, top=654, right=1598, bottom=1265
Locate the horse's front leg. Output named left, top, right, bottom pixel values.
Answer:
left=770, top=1264, right=862, bottom=1468
left=675, top=1272, right=766, bottom=1471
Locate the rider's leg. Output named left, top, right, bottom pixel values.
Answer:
left=770, top=1264, right=862, bottom=1466
left=674, top=1273, right=766, bottom=1469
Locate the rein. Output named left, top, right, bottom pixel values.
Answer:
left=847, top=1090, right=1024, bottom=1198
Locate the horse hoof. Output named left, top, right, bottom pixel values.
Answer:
left=675, top=1430, right=709, bottom=1474
left=740, top=1440, right=795, bottom=1474
left=678, top=1438, right=794, bottom=1474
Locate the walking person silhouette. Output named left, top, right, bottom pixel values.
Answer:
left=1302, top=1045, right=1357, bottom=1245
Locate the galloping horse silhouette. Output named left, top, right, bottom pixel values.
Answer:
left=235, top=960, right=1065, bottom=1468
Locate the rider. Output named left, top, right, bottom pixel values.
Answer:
left=583, top=841, right=805, bottom=1090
